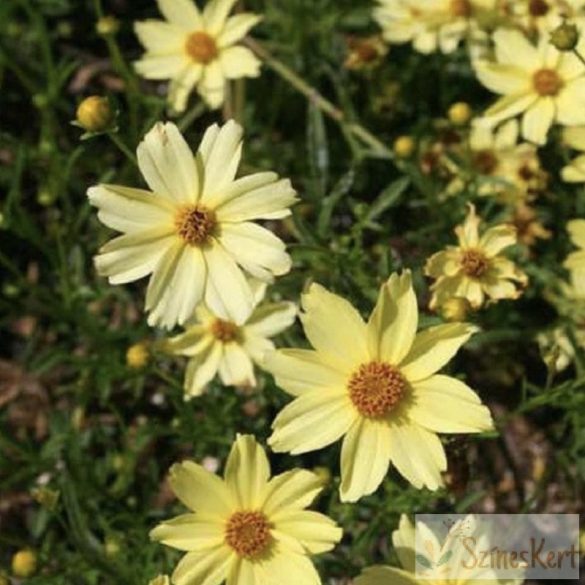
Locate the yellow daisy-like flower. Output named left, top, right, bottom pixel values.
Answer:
left=88, top=120, right=297, bottom=330
left=355, top=514, right=525, bottom=585
left=134, top=0, right=261, bottom=112
left=561, top=126, right=585, bottom=182
left=564, top=219, right=585, bottom=275
left=150, top=434, right=342, bottom=585
left=510, top=0, right=585, bottom=35
left=425, top=204, right=528, bottom=310
left=374, top=0, right=495, bottom=55
left=166, top=282, right=296, bottom=397
left=266, top=272, right=493, bottom=502
left=474, top=28, right=585, bottom=145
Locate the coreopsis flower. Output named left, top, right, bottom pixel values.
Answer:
left=425, top=204, right=528, bottom=310
left=374, top=0, right=495, bottom=55
left=88, top=120, right=297, bottom=329
left=165, top=282, right=296, bottom=397
left=134, top=0, right=262, bottom=112
left=508, top=0, right=585, bottom=35
left=266, top=272, right=493, bottom=502
left=564, top=219, right=585, bottom=276
left=355, top=515, right=525, bottom=585
left=150, top=435, right=342, bottom=585
left=561, top=126, right=585, bottom=181
left=474, top=28, right=585, bottom=145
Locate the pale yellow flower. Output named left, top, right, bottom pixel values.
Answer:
left=134, top=0, right=261, bottom=112
left=166, top=282, right=296, bottom=397
left=425, top=204, right=528, bottom=310
left=150, top=435, right=342, bottom=585
left=561, top=126, right=585, bottom=182
left=267, top=272, right=493, bottom=502
left=374, top=0, right=496, bottom=54
left=88, top=120, right=297, bottom=329
left=474, top=28, right=585, bottom=144
left=508, top=0, right=585, bottom=34
left=355, top=515, right=524, bottom=585
left=564, top=219, right=585, bottom=276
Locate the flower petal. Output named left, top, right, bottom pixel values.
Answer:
left=168, top=64, right=204, bottom=113
left=478, top=224, right=517, bottom=256
left=409, top=375, right=494, bottom=433
left=198, top=60, right=226, bottom=109
left=218, top=344, right=256, bottom=387
left=494, top=29, right=539, bottom=69
left=355, top=566, right=419, bottom=585
left=203, top=239, right=254, bottom=325
left=168, top=460, right=233, bottom=518
left=400, top=323, right=475, bottom=382
left=264, top=349, right=348, bottom=397
left=157, top=0, right=203, bottom=29
left=167, top=326, right=213, bottom=357
left=224, top=434, right=270, bottom=509
left=150, top=513, right=224, bottom=551
left=184, top=342, right=222, bottom=397
left=137, top=122, right=200, bottom=204
left=556, top=78, right=585, bottom=126
left=340, top=418, right=391, bottom=503
left=269, top=391, right=357, bottom=455
left=261, top=548, right=321, bottom=585
left=474, top=62, right=531, bottom=95
left=273, top=510, right=342, bottom=554
left=300, top=283, right=369, bottom=371
left=245, top=302, right=297, bottom=339
left=367, top=271, right=418, bottom=365
left=134, top=54, right=189, bottom=80
left=260, top=469, right=323, bottom=517
left=171, top=547, right=233, bottom=585
left=203, top=0, right=238, bottom=35
left=134, top=20, right=185, bottom=53
left=217, top=13, right=262, bottom=47
left=219, top=46, right=261, bottom=79
left=521, top=98, right=554, bottom=145
left=387, top=421, right=446, bottom=490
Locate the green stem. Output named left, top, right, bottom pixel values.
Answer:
left=244, top=38, right=394, bottom=159
left=107, top=132, right=138, bottom=166
left=178, top=101, right=207, bottom=132
left=573, top=46, right=585, bottom=68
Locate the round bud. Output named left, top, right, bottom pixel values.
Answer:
left=393, top=135, right=415, bottom=158
left=96, top=15, right=120, bottom=36
left=550, top=22, right=580, bottom=52
left=448, top=102, right=473, bottom=126
left=76, top=96, right=114, bottom=133
left=12, top=550, right=37, bottom=578
left=126, top=342, right=149, bottom=369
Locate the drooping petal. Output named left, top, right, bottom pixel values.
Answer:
left=137, top=122, right=200, bottom=204
left=387, top=421, right=446, bottom=490
left=171, top=547, right=233, bottom=585
left=367, top=272, right=418, bottom=365
left=203, top=239, right=254, bottom=325
left=217, top=13, right=262, bottom=47
left=157, top=0, right=203, bottom=30
left=269, top=391, right=357, bottom=455
left=219, top=46, right=261, bottom=79
left=87, top=184, right=175, bottom=233
left=340, top=418, right=392, bottom=503
left=300, top=283, right=370, bottom=371
left=409, top=375, right=494, bottom=433
left=150, top=513, right=224, bottom=551
left=218, top=222, right=291, bottom=281
left=184, top=342, right=223, bottom=397
left=218, top=343, right=256, bottom=387
left=224, top=434, right=270, bottom=509
left=94, top=228, right=176, bottom=285
left=168, top=460, right=233, bottom=518
left=260, top=469, right=323, bottom=516
left=264, top=349, right=348, bottom=397
left=272, top=510, right=342, bottom=554
left=399, top=323, right=476, bottom=382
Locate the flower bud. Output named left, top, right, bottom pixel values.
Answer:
left=550, top=21, right=580, bottom=52
left=76, top=96, right=114, bottom=133
left=448, top=102, right=473, bottom=126
left=393, top=135, right=415, bottom=158
left=96, top=15, right=120, bottom=36
left=441, top=297, right=471, bottom=322
left=126, top=342, right=149, bottom=369
left=12, top=550, right=37, bottom=578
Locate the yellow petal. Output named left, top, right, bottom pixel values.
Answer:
left=198, top=60, right=226, bottom=109
left=409, top=375, right=494, bottom=433
left=168, top=64, right=204, bottom=113
left=263, top=349, right=347, bottom=397
left=157, top=0, right=203, bottom=30
left=203, top=0, right=238, bottom=34
left=300, top=283, right=369, bottom=371
left=135, top=54, right=190, bottom=80
left=367, top=271, right=418, bottom=364
left=521, top=97, right=554, bottom=145
left=217, top=14, right=262, bottom=48
left=224, top=434, right=270, bottom=509
left=272, top=510, right=342, bottom=554
left=474, top=61, right=531, bottom=95
left=392, top=515, right=416, bottom=573
left=150, top=513, right=224, bottom=551
left=387, top=421, right=446, bottom=490
left=424, top=249, right=460, bottom=278
left=219, top=46, right=261, bottom=79
left=261, top=547, right=321, bottom=585
left=168, top=460, right=233, bottom=518
left=478, top=224, right=517, bottom=257
left=354, top=566, right=419, bottom=585
left=340, top=418, right=391, bottom=503
left=184, top=343, right=222, bottom=397
left=455, top=203, right=480, bottom=248
left=568, top=219, right=585, bottom=248
left=494, top=29, right=540, bottom=69
left=400, top=323, right=475, bottom=382
left=269, top=390, right=356, bottom=454
left=245, top=301, right=297, bottom=339
left=137, top=122, right=200, bottom=204
left=167, top=326, right=213, bottom=357
left=218, top=344, right=256, bottom=387
left=134, top=20, right=185, bottom=53
left=260, top=469, right=323, bottom=517
left=171, top=547, right=233, bottom=585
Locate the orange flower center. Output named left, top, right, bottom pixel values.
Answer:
left=529, top=0, right=550, bottom=16
left=210, top=318, right=240, bottom=342
left=473, top=149, right=499, bottom=174
left=533, top=69, right=563, bottom=96
left=450, top=0, right=472, bottom=17
left=175, top=205, right=216, bottom=246
left=348, top=361, right=407, bottom=418
left=185, top=31, right=218, bottom=64
left=460, top=249, right=490, bottom=278
left=225, top=511, right=272, bottom=558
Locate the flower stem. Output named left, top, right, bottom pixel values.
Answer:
left=244, top=38, right=393, bottom=159
left=572, top=46, right=585, bottom=68
left=107, top=132, right=137, bottom=167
